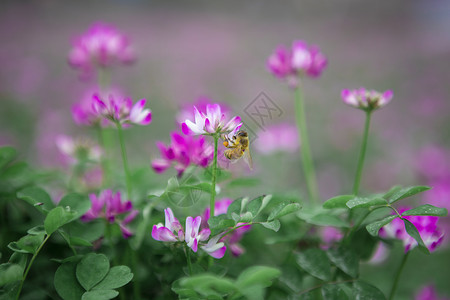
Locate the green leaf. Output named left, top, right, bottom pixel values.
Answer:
left=0, top=263, right=23, bottom=286
left=179, top=274, right=237, bottom=296
left=402, top=204, right=448, bottom=217
left=54, top=262, right=85, bottom=300
left=208, top=215, right=236, bottom=235
left=92, top=266, right=133, bottom=290
left=227, top=198, right=242, bottom=219
left=180, top=182, right=212, bottom=194
left=76, top=253, right=110, bottom=291
left=322, top=284, right=348, bottom=300
left=403, top=219, right=430, bottom=254
left=346, top=197, right=386, bottom=209
left=8, top=234, right=44, bottom=254
left=44, top=207, right=77, bottom=235
left=82, top=290, right=119, bottom=300
left=353, top=281, right=386, bottom=300
left=268, top=202, right=301, bottom=221
left=326, top=246, right=359, bottom=278
left=382, top=185, right=402, bottom=199
left=0, top=146, right=17, bottom=170
left=17, top=187, right=55, bottom=214
left=323, top=195, right=355, bottom=209
left=59, top=193, right=91, bottom=220
left=260, top=220, right=281, bottom=232
left=295, top=248, right=332, bottom=281
left=68, top=236, right=93, bottom=247
left=366, top=215, right=397, bottom=236
left=246, top=196, right=263, bottom=217
left=27, top=225, right=46, bottom=236
left=308, top=214, right=349, bottom=228
left=235, top=266, right=281, bottom=290
left=387, top=186, right=431, bottom=204
left=238, top=211, right=254, bottom=223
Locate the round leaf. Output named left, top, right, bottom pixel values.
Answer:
left=54, top=262, right=85, bottom=300
left=76, top=253, right=110, bottom=291
left=82, top=290, right=119, bottom=300
left=295, top=249, right=332, bottom=281
left=92, top=266, right=133, bottom=290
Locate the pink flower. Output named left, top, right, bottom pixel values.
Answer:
left=341, top=88, right=393, bottom=111
left=92, top=94, right=152, bottom=126
left=318, top=227, right=344, bottom=250
left=202, top=198, right=251, bottom=256
left=267, top=40, right=327, bottom=87
left=177, top=96, right=231, bottom=125
left=254, top=123, right=299, bottom=155
left=55, top=134, right=102, bottom=165
left=151, top=132, right=214, bottom=176
left=181, top=103, right=241, bottom=136
left=152, top=208, right=227, bottom=258
left=82, top=190, right=138, bottom=238
left=68, top=22, right=135, bottom=77
left=415, top=285, right=450, bottom=300
left=379, top=206, right=444, bottom=252
left=416, top=145, right=450, bottom=181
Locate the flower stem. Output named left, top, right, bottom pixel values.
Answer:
left=16, top=234, right=51, bottom=300
left=294, top=86, right=319, bottom=203
left=388, top=251, right=410, bottom=300
left=352, top=110, right=372, bottom=195
left=210, top=134, right=219, bottom=218
left=116, top=122, right=132, bottom=198
left=185, top=245, right=193, bottom=276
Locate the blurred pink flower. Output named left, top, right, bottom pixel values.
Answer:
left=318, top=226, right=343, bottom=250
left=152, top=132, right=213, bottom=176
left=68, top=22, right=135, bottom=77
left=415, top=285, right=450, bottom=300
left=368, top=242, right=389, bottom=264
left=341, top=88, right=393, bottom=111
left=55, top=134, right=102, bottom=166
left=82, top=190, right=138, bottom=238
left=416, top=145, right=450, bottom=181
left=202, top=198, right=251, bottom=256
left=152, top=208, right=227, bottom=258
left=267, top=40, right=327, bottom=87
left=379, top=206, right=444, bottom=252
left=92, top=94, right=152, bottom=126
left=182, top=103, right=241, bottom=136
left=254, top=123, right=299, bottom=155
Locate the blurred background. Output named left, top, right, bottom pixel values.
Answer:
left=1, top=0, right=449, bottom=298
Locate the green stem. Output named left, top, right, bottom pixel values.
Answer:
left=16, top=234, right=51, bottom=300
left=210, top=134, right=219, bottom=218
left=97, top=125, right=110, bottom=187
left=116, top=122, right=132, bottom=198
left=185, top=246, right=193, bottom=276
left=294, top=86, right=319, bottom=203
left=352, top=111, right=372, bottom=195
left=388, top=251, right=410, bottom=300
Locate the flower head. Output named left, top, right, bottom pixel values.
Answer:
left=151, top=132, right=214, bottom=176
left=379, top=206, right=444, bottom=252
left=82, top=190, right=138, bottom=238
left=341, top=88, right=393, bottom=111
left=415, top=285, right=450, bottom=300
left=318, top=226, right=344, bottom=250
left=55, top=134, right=102, bottom=165
left=254, top=123, right=299, bottom=155
left=68, top=22, right=135, bottom=77
left=177, top=97, right=231, bottom=125
left=182, top=103, right=241, bottom=136
left=92, top=94, right=152, bottom=126
left=267, top=40, right=327, bottom=87
left=202, top=198, right=251, bottom=256
left=152, top=208, right=227, bottom=258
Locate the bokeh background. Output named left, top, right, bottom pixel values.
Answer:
left=1, top=0, right=450, bottom=299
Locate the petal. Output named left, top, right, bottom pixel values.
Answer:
left=223, top=116, right=242, bottom=132
left=151, top=158, right=171, bottom=173
left=190, top=238, right=198, bottom=252
left=152, top=225, right=177, bottom=242
left=198, top=228, right=211, bottom=241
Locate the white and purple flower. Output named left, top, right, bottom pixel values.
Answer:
left=341, top=88, right=393, bottom=111
left=181, top=103, right=241, bottom=136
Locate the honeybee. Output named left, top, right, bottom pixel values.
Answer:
left=222, top=130, right=253, bottom=170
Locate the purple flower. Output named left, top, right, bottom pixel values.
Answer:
left=68, top=22, right=135, bottom=77
left=82, top=190, right=138, bottom=238
left=318, top=227, right=344, bottom=250
left=181, top=103, right=241, bottom=136
left=151, top=132, right=214, bottom=176
left=416, top=145, right=450, bottom=181
left=55, top=134, right=102, bottom=165
left=152, top=208, right=227, bottom=258
left=202, top=199, right=251, bottom=256
left=177, top=96, right=231, bottom=125
left=415, top=285, right=450, bottom=300
left=92, top=94, right=152, bottom=126
left=267, top=40, right=327, bottom=87
left=379, top=206, right=444, bottom=252
left=254, top=123, right=299, bottom=155
left=341, top=88, right=393, bottom=111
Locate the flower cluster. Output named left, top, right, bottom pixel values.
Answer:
left=152, top=208, right=227, bottom=259
left=182, top=103, right=241, bottom=136
left=177, top=97, right=231, bottom=125
left=341, top=88, right=393, bottom=111
left=152, top=132, right=214, bottom=176
left=55, top=134, right=102, bottom=165
left=254, top=123, right=299, bottom=155
left=379, top=207, right=444, bottom=252
left=267, top=40, right=327, bottom=87
left=82, top=190, right=138, bottom=238
left=68, top=22, right=135, bottom=77
left=202, top=199, right=251, bottom=256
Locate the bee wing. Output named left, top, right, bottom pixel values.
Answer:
left=243, top=147, right=253, bottom=170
